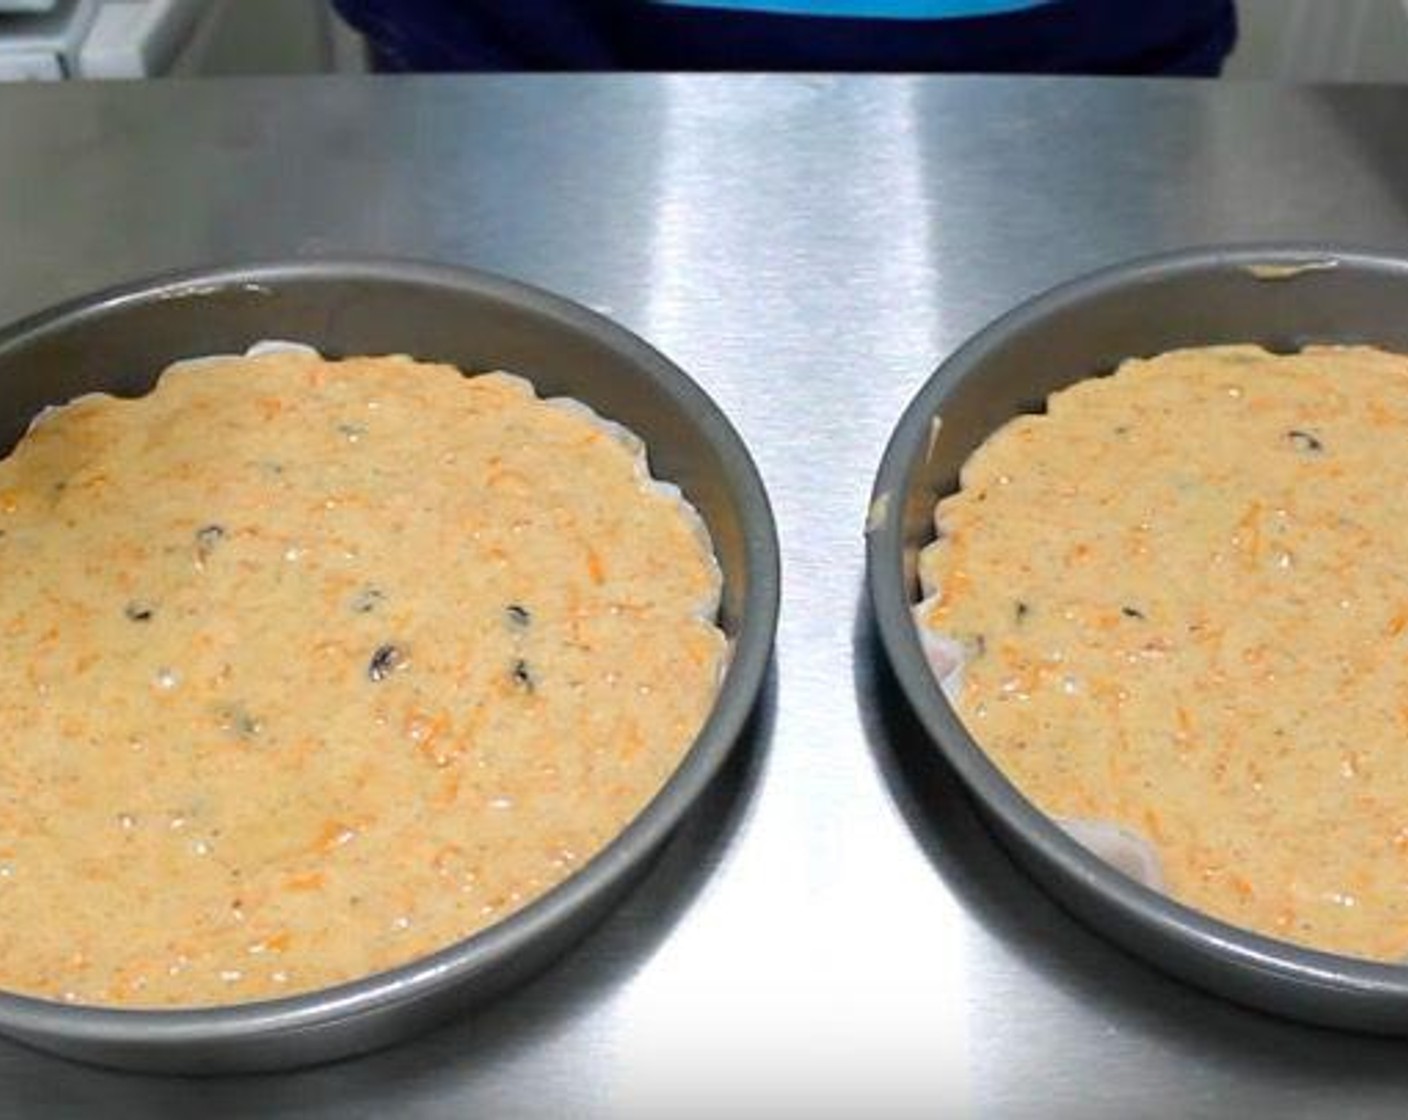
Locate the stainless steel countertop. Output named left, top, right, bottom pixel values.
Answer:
left=3, top=74, right=1408, bottom=1118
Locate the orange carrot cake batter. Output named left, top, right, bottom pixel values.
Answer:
left=917, top=344, right=1408, bottom=961
left=0, top=350, right=725, bottom=1006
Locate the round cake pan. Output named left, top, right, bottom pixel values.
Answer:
left=0, top=258, right=779, bottom=1073
left=868, top=244, right=1408, bottom=1034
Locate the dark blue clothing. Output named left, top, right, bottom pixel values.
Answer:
left=333, top=0, right=1237, bottom=76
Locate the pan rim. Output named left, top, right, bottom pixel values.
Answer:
left=0, top=255, right=781, bottom=1054
left=867, top=241, right=1408, bottom=1024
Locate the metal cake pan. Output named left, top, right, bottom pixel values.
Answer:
left=867, top=244, right=1408, bottom=1033
left=0, top=258, right=780, bottom=1073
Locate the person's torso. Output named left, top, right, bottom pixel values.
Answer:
left=335, top=0, right=1237, bottom=75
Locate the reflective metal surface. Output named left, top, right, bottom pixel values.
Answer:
left=2, top=74, right=1408, bottom=1116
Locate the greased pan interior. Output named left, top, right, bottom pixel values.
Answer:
left=0, top=258, right=780, bottom=1072
left=868, top=244, right=1408, bottom=1034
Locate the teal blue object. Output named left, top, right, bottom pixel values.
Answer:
left=651, top=0, right=1049, bottom=17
